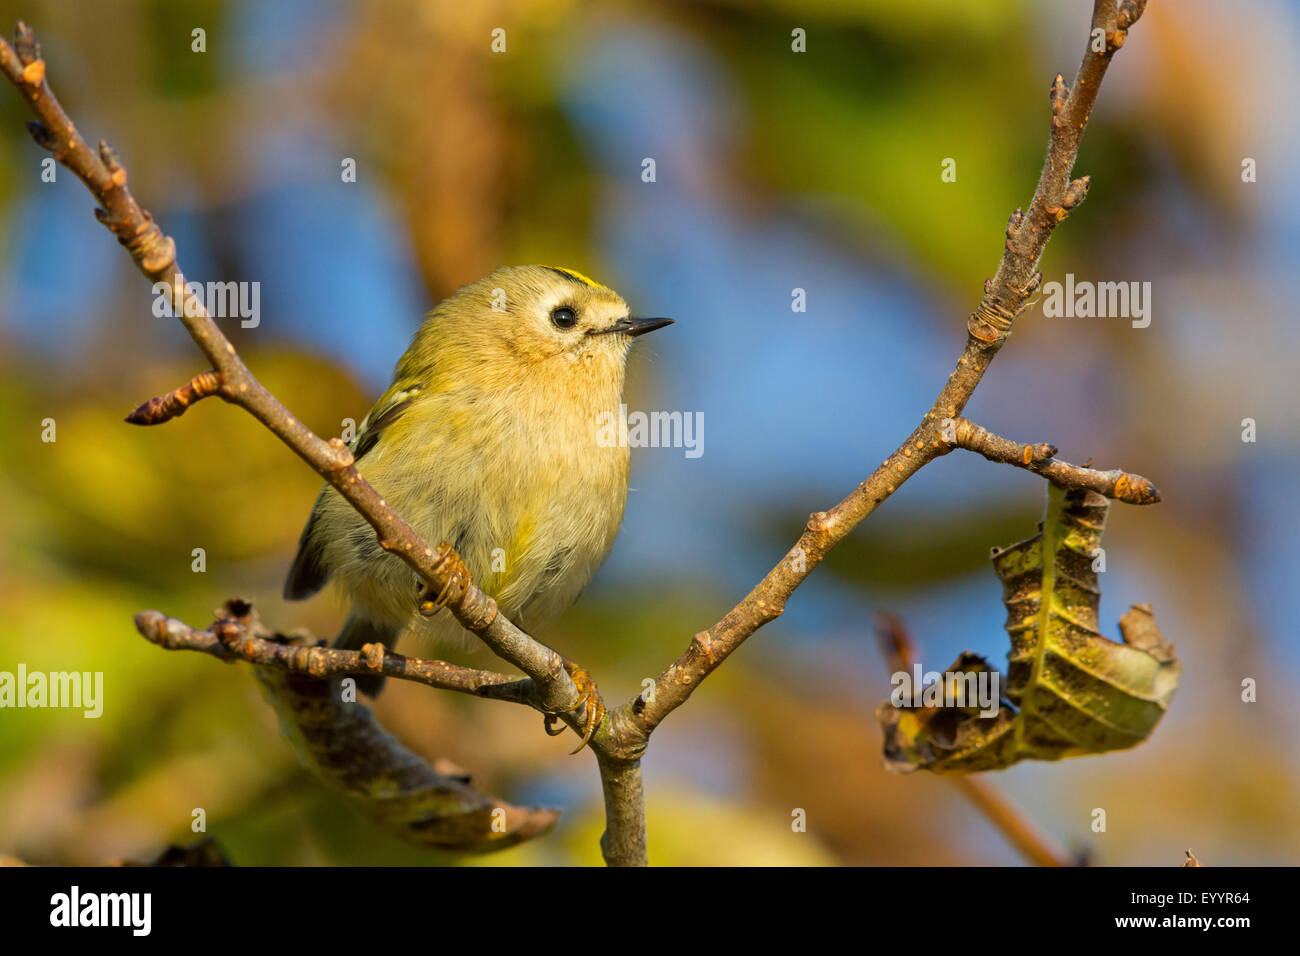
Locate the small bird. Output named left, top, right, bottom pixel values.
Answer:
left=285, top=265, right=672, bottom=695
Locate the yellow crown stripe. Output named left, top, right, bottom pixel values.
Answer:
left=542, top=265, right=609, bottom=291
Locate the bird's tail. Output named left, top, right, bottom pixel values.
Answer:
left=334, top=613, right=399, bottom=697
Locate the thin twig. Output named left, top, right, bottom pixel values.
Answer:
left=941, top=416, right=1161, bottom=504
left=950, top=777, right=1070, bottom=868
left=134, top=603, right=540, bottom=707
left=124, top=368, right=223, bottom=424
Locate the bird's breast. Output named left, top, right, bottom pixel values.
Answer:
left=378, top=382, right=629, bottom=625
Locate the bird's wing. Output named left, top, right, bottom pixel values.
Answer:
left=282, top=380, right=423, bottom=600
left=351, top=381, right=423, bottom=461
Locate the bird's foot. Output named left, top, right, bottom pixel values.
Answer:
left=542, top=660, right=606, bottom=754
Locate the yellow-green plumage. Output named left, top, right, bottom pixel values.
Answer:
left=285, top=265, right=663, bottom=690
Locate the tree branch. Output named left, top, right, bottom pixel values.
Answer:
left=970, top=0, right=1148, bottom=346
left=619, top=0, right=1150, bottom=749
left=135, top=601, right=562, bottom=852
left=0, top=22, right=586, bottom=724
left=134, top=601, right=541, bottom=708
left=949, top=776, right=1072, bottom=868
left=595, top=755, right=648, bottom=867
left=1, top=0, right=1152, bottom=867
left=941, top=416, right=1161, bottom=504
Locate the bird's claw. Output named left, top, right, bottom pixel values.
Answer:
left=541, top=660, right=606, bottom=753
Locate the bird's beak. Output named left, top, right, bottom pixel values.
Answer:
left=601, top=316, right=674, bottom=337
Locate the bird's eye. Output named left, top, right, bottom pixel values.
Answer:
left=550, top=306, right=577, bottom=330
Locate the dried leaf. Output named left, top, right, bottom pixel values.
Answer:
left=877, top=484, right=1180, bottom=773
left=254, top=666, right=559, bottom=853
left=120, top=837, right=233, bottom=867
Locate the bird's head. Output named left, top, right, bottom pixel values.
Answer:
left=417, top=265, right=672, bottom=393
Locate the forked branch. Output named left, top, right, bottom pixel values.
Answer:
left=621, top=0, right=1152, bottom=752
left=1, top=0, right=1152, bottom=867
